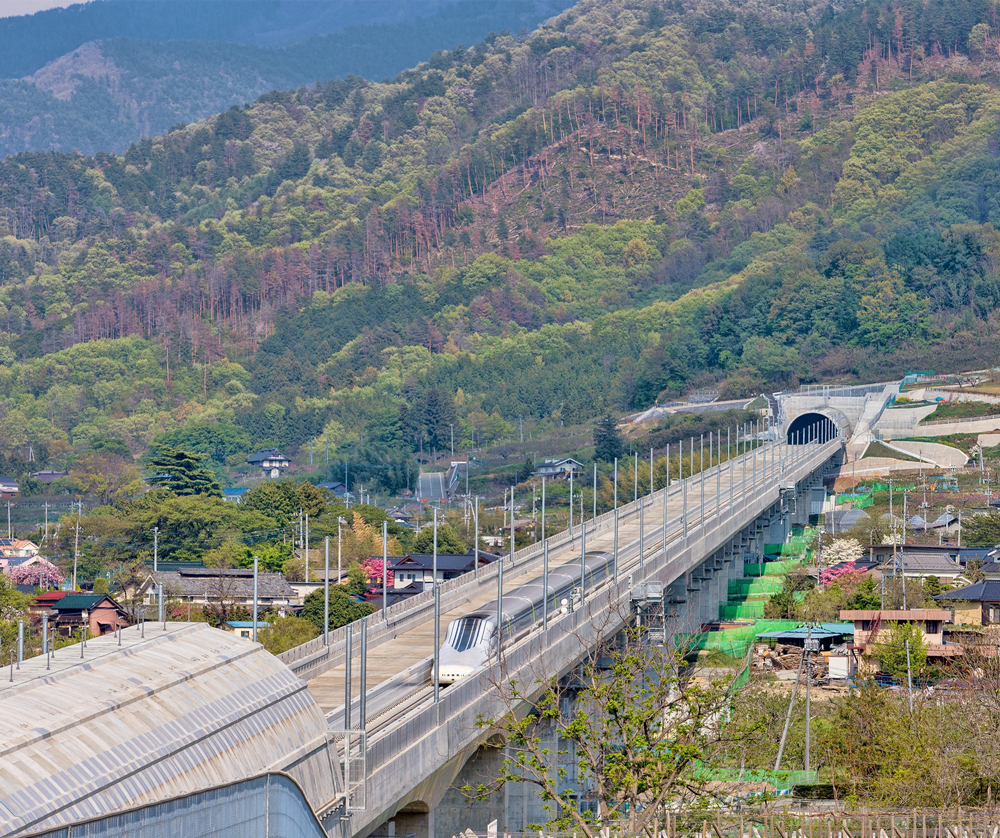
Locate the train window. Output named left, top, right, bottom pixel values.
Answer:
left=447, top=618, right=484, bottom=652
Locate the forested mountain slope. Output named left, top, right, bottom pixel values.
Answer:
left=0, top=0, right=569, bottom=156
left=1, top=0, right=1000, bottom=489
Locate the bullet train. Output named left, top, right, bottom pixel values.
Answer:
left=437, top=551, right=617, bottom=684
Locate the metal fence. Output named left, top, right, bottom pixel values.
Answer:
left=22, top=773, right=331, bottom=838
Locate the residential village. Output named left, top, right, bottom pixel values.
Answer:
left=8, top=373, right=1000, bottom=689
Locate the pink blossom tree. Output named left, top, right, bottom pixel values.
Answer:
left=359, top=557, right=394, bottom=590
left=8, top=561, right=64, bottom=588
left=819, top=560, right=866, bottom=588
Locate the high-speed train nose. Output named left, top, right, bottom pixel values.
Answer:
left=438, top=666, right=474, bottom=685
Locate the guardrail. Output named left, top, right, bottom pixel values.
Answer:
left=920, top=413, right=1000, bottom=427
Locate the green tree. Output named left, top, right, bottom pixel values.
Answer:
left=517, top=457, right=534, bottom=482
left=258, top=615, right=318, bottom=654
left=0, top=572, right=31, bottom=651
left=413, top=522, right=467, bottom=554
left=464, top=625, right=735, bottom=835
left=875, top=620, right=928, bottom=678
left=146, top=446, right=222, bottom=496
left=593, top=415, right=623, bottom=462
left=301, top=585, right=375, bottom=633
left=152, top=422, right=251, bottom=475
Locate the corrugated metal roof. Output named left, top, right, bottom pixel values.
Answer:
left=0, top=623, right=339, bottom=835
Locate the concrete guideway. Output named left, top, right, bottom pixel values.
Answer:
left=322, top=437, right=842, bottom=838
left=311, top=438, right=796, bottom=720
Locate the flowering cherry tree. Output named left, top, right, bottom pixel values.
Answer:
left=819, top=559, right=866, bottom=588
left=817, top=537, right=865, bottom=568
left=7, top=561, right=64, bottom=587
left=359, top=557, right=393, bottom=589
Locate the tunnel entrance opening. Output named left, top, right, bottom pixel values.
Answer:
left=787, top=412, right=837, bottom=444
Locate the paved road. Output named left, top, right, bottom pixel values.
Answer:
left=417, top=471, right=447, bottom=502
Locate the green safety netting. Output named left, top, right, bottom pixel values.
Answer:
left=871, top=481, right=915, bottom=492
left=744, top=558, right=807, bottom=577
left=684, top=619, right=802, bottom=658
left=728, top=577, right=785, bottom=598
left=691, top=767, right=819, bottom=789
left=719, top=602, right=766, bottom=620
left=839, top=492, right=874, bottom=508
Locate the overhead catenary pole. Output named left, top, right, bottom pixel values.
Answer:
left=433, top=584, right=441, bottom=703
left=304, top=513, right=309, bottom=583
left=542, top=477, right=549, bottom=631
left=324, top=536, right=330, bottom=644
left=568, top=471, right=574, bottom=538
left=592, top=463, right=597, bottom=522
left=345, top=625, right=353, bottom=730
left=360, top=617, right=368, bottom=730
left=634, top=451, right=638, bottom=503
left=252, top=555, right=259, bottom=643
left=73, top=501, right=81, bottom=590
left=496, top=545, right=504, bottom=659
left=663, top=443, right=669, bottom=555
left=682, top=440, right=688, bottom=537
left=153, top=526, right=159, bottom=573
left=474, top=497, right=480, bottom=579
left=382, top=520, right=388, bottom=620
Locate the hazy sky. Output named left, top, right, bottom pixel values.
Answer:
left=2, top=0, right=79, bottom=18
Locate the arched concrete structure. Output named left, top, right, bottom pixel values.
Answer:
left=0, top=623, right=340, bottom=836
left=786, top=411, right=841, bottom=444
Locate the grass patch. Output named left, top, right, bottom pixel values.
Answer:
left=899, top=433, right=980, bottom=455
left=920, top=401, right=1000, bottom=423
left=862, top=441, right=921, bottom=462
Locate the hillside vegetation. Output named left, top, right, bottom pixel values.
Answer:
left=0, top=0, right=570, bottom=157
left=1, top=0, right=1000, bottom=488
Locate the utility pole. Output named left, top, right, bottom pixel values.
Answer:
left=73, top=501, right=81, bottom=590
left=153, top=526, right=159, bottom=573
left=568, top=471, right=573, bottom=538
left=44, top=501, right=48, bottom=543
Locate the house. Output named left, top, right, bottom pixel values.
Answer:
left=385, top=508, right=413, bottom=525
left=222, top=620, right=271, bottom=639
left=143, top=566, right=296, bottom=611
left=756, top=622, right=855, bottom=650
left=388, top=551, right=498, bottom=589
left=363, top=582, right=424, bottom=606
left=534, top=458, right=584, bottom=480
left=247, top=448, right=291, bottom=479
left=0, top=539, right=39, bottom=559
left=930, top=475, right=959, bottom=491
left=222, top=487, right=249, bottom=503
left=935, top=581, right=1000, bottom=626
left=49, top=593, right=131, bottom=637
left=839, top=609, right=960, bottom=669
left=865, top=544, right=971, bottom=585
left=0, top=476, right=19, bottom=499
left=30, top=590, right=68, bottom=620
left=30, top=470, right=68, bottom=483
left=319, top=481, right=348, bottom=496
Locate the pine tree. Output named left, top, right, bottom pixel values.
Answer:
left=146, top=445, right=222, bottom=496
left=593, top=415, right=623, bottom=462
